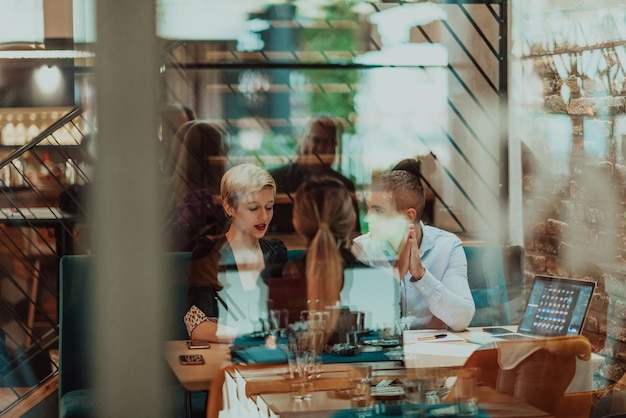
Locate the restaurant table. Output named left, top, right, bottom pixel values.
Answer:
left=257, top=385, right=555, bottom=418
left=0, top=207, right=76, bottom=257
left=163, top=340, right=231, bottom=417
left=164, top=327, right=604, bottom=417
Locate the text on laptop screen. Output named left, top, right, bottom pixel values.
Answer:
left=518, top=276, right=596, bottom=336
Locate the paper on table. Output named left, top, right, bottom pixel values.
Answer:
left=224, top=371, right=237, bottom=414
left=257, top=395, right=270, bottom=418
left=246, top=397, right=258, bottom=415
left=403, top=335, right=479, bottom=369
left=403, top=330, right=465, bottom=344
left=235, top=370, right=248, bottom=412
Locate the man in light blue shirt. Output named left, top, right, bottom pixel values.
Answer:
left=352, top=160, right=475, bottom=331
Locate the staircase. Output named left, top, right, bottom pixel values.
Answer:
left=0, top=107, right=91, bottom=416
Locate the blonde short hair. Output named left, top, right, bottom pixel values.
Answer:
left=220, top=163, right=276, bottom=209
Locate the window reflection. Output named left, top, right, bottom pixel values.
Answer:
left=160, top=1, right=508, bottom=238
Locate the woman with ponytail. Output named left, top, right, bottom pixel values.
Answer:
left=262, top=177, right=366, bottom=330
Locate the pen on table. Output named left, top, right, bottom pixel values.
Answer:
left=416, top=333, right=448, bottom=341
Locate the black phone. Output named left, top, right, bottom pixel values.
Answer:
left=187, top=340, right=211, bottom=349
left=482, top=327, right=513, bottom=335
left=179, top=354, right=205, bottom=365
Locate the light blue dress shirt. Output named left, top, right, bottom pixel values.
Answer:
left=352, top=223, right=475, bottom=331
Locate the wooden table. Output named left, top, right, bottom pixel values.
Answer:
left=164, top=327, right=603, bottom=417
left=255, top=380, right=554, bottom=417
left=163, top=340, right=231, bottom=418
left=0, top=207, right=75, bottom=257
left=164, top=340, right=231, bottom=392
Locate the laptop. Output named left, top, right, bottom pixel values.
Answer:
left=484, top=275, right=596, bottom=341
left=339, top=266, right=401, bottom=330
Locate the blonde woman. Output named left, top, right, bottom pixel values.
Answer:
left=184, top=164, right=287, bottom=342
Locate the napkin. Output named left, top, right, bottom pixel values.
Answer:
left=233, top=346, right=288, bottom=364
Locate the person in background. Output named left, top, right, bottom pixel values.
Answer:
left=167, top=121, right=228, bottom=251
left=351, top=159, right=475, bottom=331
left=164, top=120, right=196, bottom=181
left=182, top=104, right=197, bottom=122
left=184, top=164, right=287, bottom=342
left=270, top=114, right=360, bottom=233
left=160, top=102, right=190, bottom=175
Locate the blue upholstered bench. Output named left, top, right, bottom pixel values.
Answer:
left=59, top=249, right=305, bottom=418
left=464, top=245, right=523, bottom=327
left=59, top=253, right=203, bottom=418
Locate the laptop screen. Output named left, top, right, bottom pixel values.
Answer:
left=517, top=275, right=596, bottom=337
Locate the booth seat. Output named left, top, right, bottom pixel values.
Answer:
left=464, top=245, right=523, bottom=327
left=59, top=249, right=304, bottom=418
left=59, top=252, right=199, bottom=418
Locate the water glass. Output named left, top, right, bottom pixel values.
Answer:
left=455, top=368, right=478, bottom=416
left=287, top=353, right=299, bottom=379
left=290, top=381, right=313, bottom=402
left=269, top=309, right=287, bottom=338
left=401, top=376, right=437, bottom=418
left=348, top=365, right=372, bottom=385
left=350, top=378, right=373, bottom=417
left=290, top=349, right=315, bottom=379
left=351, top=311, right=365, bottom=332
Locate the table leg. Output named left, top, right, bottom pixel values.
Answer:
left=54, top=222, right=74, bottom=258
left=185, top=389, right=192, bottom=418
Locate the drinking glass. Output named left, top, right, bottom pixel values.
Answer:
left=348, top=365, right=372, bottom=385
left=294, top=349, right=315, bottom=379
left=351, top=311, right=365, bottom=332
left=290, top=381, right=313, bottom=402
left=269, top=309, right=283, bottom=338
left=350, top=377, right=373, bottom=417
left=455, top=368, right=478, bottom=416
left=287, top=352, right=299, bottom=379
left=401, top=376, right=437, bottom=418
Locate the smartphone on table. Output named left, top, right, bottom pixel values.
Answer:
left=482, top=327, right=513, bottom=335
left=187, top=340, right=211, bottom=349
left=179, top=354, right=205, bottom=365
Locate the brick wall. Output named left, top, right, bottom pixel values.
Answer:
left=523, top=95, right=626, bottom=386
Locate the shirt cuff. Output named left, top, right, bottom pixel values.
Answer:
left=409, top=268, right=427, bottom=282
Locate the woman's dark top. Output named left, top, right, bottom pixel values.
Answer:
left=184, top=235, right=287, bottom=337
left=262, top=248, right=365, bottom=280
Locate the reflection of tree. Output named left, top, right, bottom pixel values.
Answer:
left=524, top=11, right=626, bottom=169
left=296, top=1, right=362, bottom=134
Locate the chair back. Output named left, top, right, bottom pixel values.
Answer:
left=59, top=252, right=193, bottom=397
left=464, top=245, right=523, bottom=326
left=59, top=255, right=94, bottom=398
left=448, top=335, right=592, bottom=416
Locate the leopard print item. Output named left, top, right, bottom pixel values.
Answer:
left=184, top=305, right=218, bottom=337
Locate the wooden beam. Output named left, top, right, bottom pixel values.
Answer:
left=1, top=374, right=58, bottom=418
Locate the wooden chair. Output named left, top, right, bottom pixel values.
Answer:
left=571, top=367, right=626, bottom=418
left=446, top=335, right=592, bottom=417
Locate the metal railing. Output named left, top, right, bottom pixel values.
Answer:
left=0, top=106, right=91, bottom=413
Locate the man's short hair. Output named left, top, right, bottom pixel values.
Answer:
left=371, top=160, right=425, bottom=218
